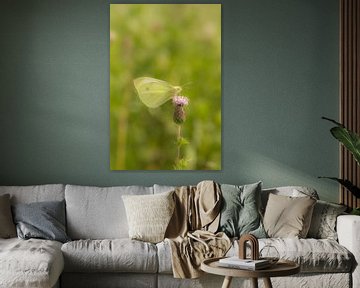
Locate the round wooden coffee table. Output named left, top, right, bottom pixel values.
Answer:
left=201, top=257, right=300, bottom=288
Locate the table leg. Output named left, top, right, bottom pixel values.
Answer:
left=221, top=276, right=232, bottom=288
left=251, top=278, right=258, bottom=288
left=263, top=277, right=273, bottom=288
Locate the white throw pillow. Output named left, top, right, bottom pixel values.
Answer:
left=122, top=191, right=175, bottom=243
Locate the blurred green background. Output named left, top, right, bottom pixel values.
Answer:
left=110, top=4, right=221, bottom=170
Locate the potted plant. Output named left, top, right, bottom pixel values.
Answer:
left=320, top=117, right=360, bottom=215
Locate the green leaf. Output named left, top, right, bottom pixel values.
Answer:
left=330, top=127, right=360, bottom=165
left=318, top=177, right=360, bottom=198
left=322, top=117, right=360, bottom=165
left=174, top=158, right=189, bottom=170
left=321, top=116, right=344, bottom=127
left=176, top=137, right=189, bottom=147
left=351, top=208, right=360, bottom=215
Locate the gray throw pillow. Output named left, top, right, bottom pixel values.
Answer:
left=307, top=200, right=347, bottom=240
left=218, top=182, right=266, bottom=238
left=0, top=194, right=16, bottom=238
left=12, top=200, right=70, bottom=243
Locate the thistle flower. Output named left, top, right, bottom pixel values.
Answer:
left=172, top=96, right=189, bottom=107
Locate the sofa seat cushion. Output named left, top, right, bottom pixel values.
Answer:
left=61, top=239, right=158, bottom=273
left=0, top=238, right=64, bottom=288
left=157, top=238, right=353, bottom=274
left=231, top=238, right=353, bottom=273
left=260, top=238, right=353, bottom=272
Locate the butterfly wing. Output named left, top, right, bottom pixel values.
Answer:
left=134, top=77, right=178, bottom=108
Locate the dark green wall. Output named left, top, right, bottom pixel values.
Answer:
left=0, top=0, right=340, bottom=202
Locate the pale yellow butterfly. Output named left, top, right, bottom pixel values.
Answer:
left=133, top=77, right=182, bottom=108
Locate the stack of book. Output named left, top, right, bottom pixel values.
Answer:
left=218, top=257, right=271, bottom=270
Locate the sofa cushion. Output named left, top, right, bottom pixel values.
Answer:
left=157, top=240, right=173, bottom=274
left=122, top=191, right=175, bottom=243
left=12, top=200, right=70, bottom=243
left=0, top=194, right=16, bottom=238
left=61, top=239, right=158, bottom=273
left=65, top=185, right=153, bottom=239
left=233, top=238, right=353, bottom=273
left=0, top=184, right=65, bottom=204
left=158, top=237, right=353, bottom=274
left=260, top=238, right=353, bottom=273
left=307, top=200, right=347, bottom=240
left=0, top=238, right=64, bottom=288
left=263, top=193, right=316, bottom=238
left=218, top=182, right=266, bottom=238
left=153, top=184, right=176, bottom=194
left=261, top=186, right=319, bottom=213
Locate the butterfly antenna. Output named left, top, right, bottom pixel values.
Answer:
left=182, top=81, right=192, bottom=88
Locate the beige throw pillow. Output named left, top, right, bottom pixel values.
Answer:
left=122, top=191, right=175, bottom=243
left=0, top=194, right=17, bottom=238
left=263, top=193, right=316, bottom=238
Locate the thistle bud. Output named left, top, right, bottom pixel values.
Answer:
left=173, top=105, right=186, bottom=124
left=172, top=96, right=189, bottom=124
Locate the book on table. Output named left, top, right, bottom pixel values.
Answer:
left=218, top=257, right=271, bottom=270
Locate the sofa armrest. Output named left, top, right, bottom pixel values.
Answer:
left=337, top=215, right=360, bottom=288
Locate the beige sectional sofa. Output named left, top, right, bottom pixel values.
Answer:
left=0, top=183, right=359, bottom=288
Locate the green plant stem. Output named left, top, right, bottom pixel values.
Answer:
left=177, top=125, right=182, bottom=162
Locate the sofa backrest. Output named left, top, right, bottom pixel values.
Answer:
left=153, top=184, right=176, bottom=194
left=65, top=184, right=153, bottom=240
left=0, top=184, right=65, bottom=204
left=0, top=184, right=320, bottom=240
